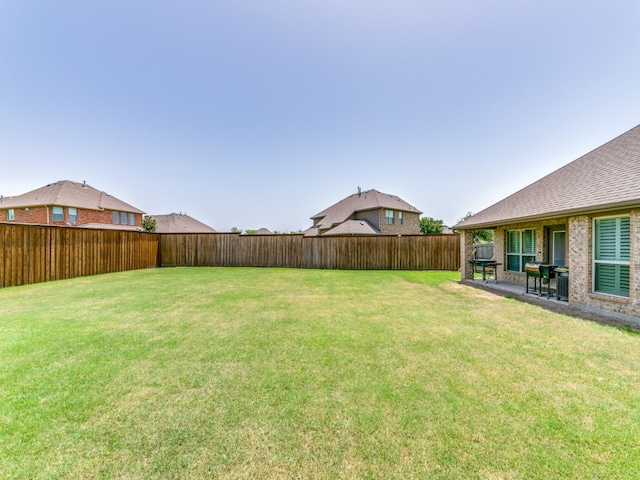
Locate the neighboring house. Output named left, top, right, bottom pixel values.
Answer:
left=0, top=180, right=144, bottom=230
left=454, top=123, right=640, bottom=318
left=151, top=213, right=217, bottom=233
left=305, top=188, right=422, bottom=236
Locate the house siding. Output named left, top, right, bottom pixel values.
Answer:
left=354, top=210, right=381, bottom=230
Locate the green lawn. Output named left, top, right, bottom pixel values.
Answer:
left=1, top=267, right=639, bottom=479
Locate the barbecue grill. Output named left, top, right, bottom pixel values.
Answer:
left=525, top=262, right=557, bottom=296
left=469, top=259, right=501, bottom=283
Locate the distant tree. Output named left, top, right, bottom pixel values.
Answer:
left=231, top=227, right=242, bottom=234
left=244, top=229, right=257, bottom=235
left=141, top=216, right=157, bottom=233
left=420, top=217, right=445, bottom=234
left=458, top=212, right=494, bottom=244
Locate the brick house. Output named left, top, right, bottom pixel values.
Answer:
left=0, top=180, right=145, bottom=230
left=455, top=124, right=640, bottom=318
left=305, top=188, right=422, bottom=236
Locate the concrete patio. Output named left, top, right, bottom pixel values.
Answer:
left=462, top=275, right=640, bottom=332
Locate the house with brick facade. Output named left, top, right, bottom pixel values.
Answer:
left=305, top=188, right=422, bottom=236
left=455, top=123, right=640, bottom=318
left=0, top=180, right=145, bottom=230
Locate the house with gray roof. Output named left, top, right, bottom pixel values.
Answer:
left=0, top=180, right=145, bottom=230
left=150, top=213, right=217, bottom=233
left=455, top=123, right=640, bottom=318
left=305, top=188, right=422, bottom=236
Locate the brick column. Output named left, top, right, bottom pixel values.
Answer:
left=567, top=216, right=589, bottom=304
left=460, top=230, right=475, bottom=280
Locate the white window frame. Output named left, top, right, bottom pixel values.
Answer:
left=6, top=209, right=15, bottom=221
left=593, top=215, right=630, bottom=298
left=505, top=228, right=536, bottom=272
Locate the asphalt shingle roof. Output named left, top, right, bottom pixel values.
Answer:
left=455, top=124, right=640, bottom=229
left=0, top=180, right=144, bottom=214
left=311, top=189, right=421, bottom=230
left=322, top=219, right=380, bottom=236
left=152, top=213, right=216, bottom=233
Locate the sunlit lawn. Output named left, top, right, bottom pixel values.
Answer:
left=1, top=267, right=639, bottom=479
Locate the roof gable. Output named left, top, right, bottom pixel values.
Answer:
left=456, top=124, right=640, bottom=229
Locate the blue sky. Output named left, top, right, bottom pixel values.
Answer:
left=2, top=1, right=639, bottom=232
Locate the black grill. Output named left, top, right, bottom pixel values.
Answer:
left=525, top=262, right=557, bottom=296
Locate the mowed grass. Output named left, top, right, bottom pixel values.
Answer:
left=1, top=268, right=640, bottom=479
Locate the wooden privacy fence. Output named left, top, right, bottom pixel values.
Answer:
left=0, top=223, right=159, bottom=288
left=0, top=225, right=459, bottom=289
left=160, top=233, right=460, bottom=270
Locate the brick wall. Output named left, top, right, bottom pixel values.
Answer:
left=567, top=216, right=589, bottom=305
left=492, top=218, right=567, bottom=284
left=377, top=210, right=420, bottom=235
left=460, top=230, right=475, bottom=279
left=577, top=209, right=640, bottom=318
left=1, top=206, right=142, bottom=228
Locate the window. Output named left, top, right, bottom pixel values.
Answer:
left=52, top=206, right=64, bottom=222
left=385, top=210, right=394, bottom=225
left=552, top=230, right=566, bottom=267
left=68, top=207, right=78, bottom=223
left=6, top=209, right=15, bottom=221
left=506, top=229, right=535, bottom=272
left=398, top=211, right=404, bottom=225
left=113, top=211, right=134, bottom=226
left=594, top=216, right=630, bottom=297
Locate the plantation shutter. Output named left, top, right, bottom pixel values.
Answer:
left=594, top=217, right=630, bottom=297
left=522, top=229, right=535, bottom=254
left=506, top=231, right=520, bottom=271
left=521, top=229, right=536, bottom=271
left=620, top=217, right=630, bottom=261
